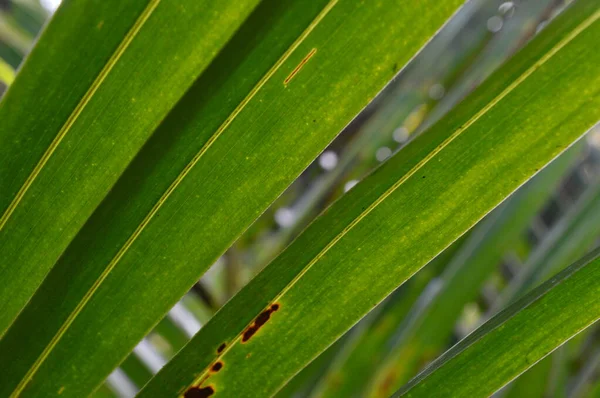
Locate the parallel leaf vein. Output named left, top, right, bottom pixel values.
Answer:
left=8, top=0, right=164, bottom=395
left=0, top=0, right=162, bottom=233
left=12, top=0, right=339, bottom=394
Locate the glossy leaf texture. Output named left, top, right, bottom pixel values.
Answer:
left=0, top=0, right=263, bottom=333
left=140, top=1, right=600, bottom=397
left=0, top=0, right=468, bottom=396
left=396, top=246, right=600, bottom=397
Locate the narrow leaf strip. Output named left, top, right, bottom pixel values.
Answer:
left=396, top=247, right=600, bottom=397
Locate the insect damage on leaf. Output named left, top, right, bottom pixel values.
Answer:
left=242, top=303, right=280, bottom=342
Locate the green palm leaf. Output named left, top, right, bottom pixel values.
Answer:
left=0, top=0, right=467, bottom=396
left=139, top=2, right=600, bottom=396
left=395, top=246, right=600, bottom=397
left=0, top=0, right=263, bottom=334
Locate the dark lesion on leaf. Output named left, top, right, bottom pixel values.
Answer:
left=242, top=303, right=280, bottom=343
left=211, top=361, right=223, bottom=372
left=217, top=343, right=226, bottom=354
left=184, top=385, right=215, bottom=398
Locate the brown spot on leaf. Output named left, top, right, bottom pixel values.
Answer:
left=217, top=343, right=226, bottom=354
left=211, top=361, right=223, bottom=372
left=242, top=304, right=280, bottom=342
left=184, top=386, right=214, bottom=398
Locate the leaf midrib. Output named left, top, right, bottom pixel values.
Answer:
left=0, top=0, right=162, bottom=234
left=6, top=1, right=164, bottom=395
left=185, top=8, right=600, bottom=390
left=9, top=1, right=339, bottom=395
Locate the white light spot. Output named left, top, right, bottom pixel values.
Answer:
left=498, top=2, right=515, bottom=18
left=344, top=180, right=359, bottom=192
left=376, top=147, right=392, bottom=162
left=393, top=126, right=409, bottom=143
left=168, top=302, right=202, bottom=338
left=588, top=129, right=600, bottom=149
left=275, top=208, right=296, bottom=228
left=40, top=0, right=62, bottom=13
left=428, top=83, right=445, bottom=100
left=487, top=16, right=503, bottom=33
left=106, top=368, right=138, bottom=398
left=133, top=338, right=166, bottom=374
left=318, top=150, right=338, bottom=171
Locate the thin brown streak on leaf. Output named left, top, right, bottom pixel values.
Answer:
left=284, top=48, right=317, bottom=85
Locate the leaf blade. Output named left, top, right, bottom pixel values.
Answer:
left=396, top=247, right=600, bottom=397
